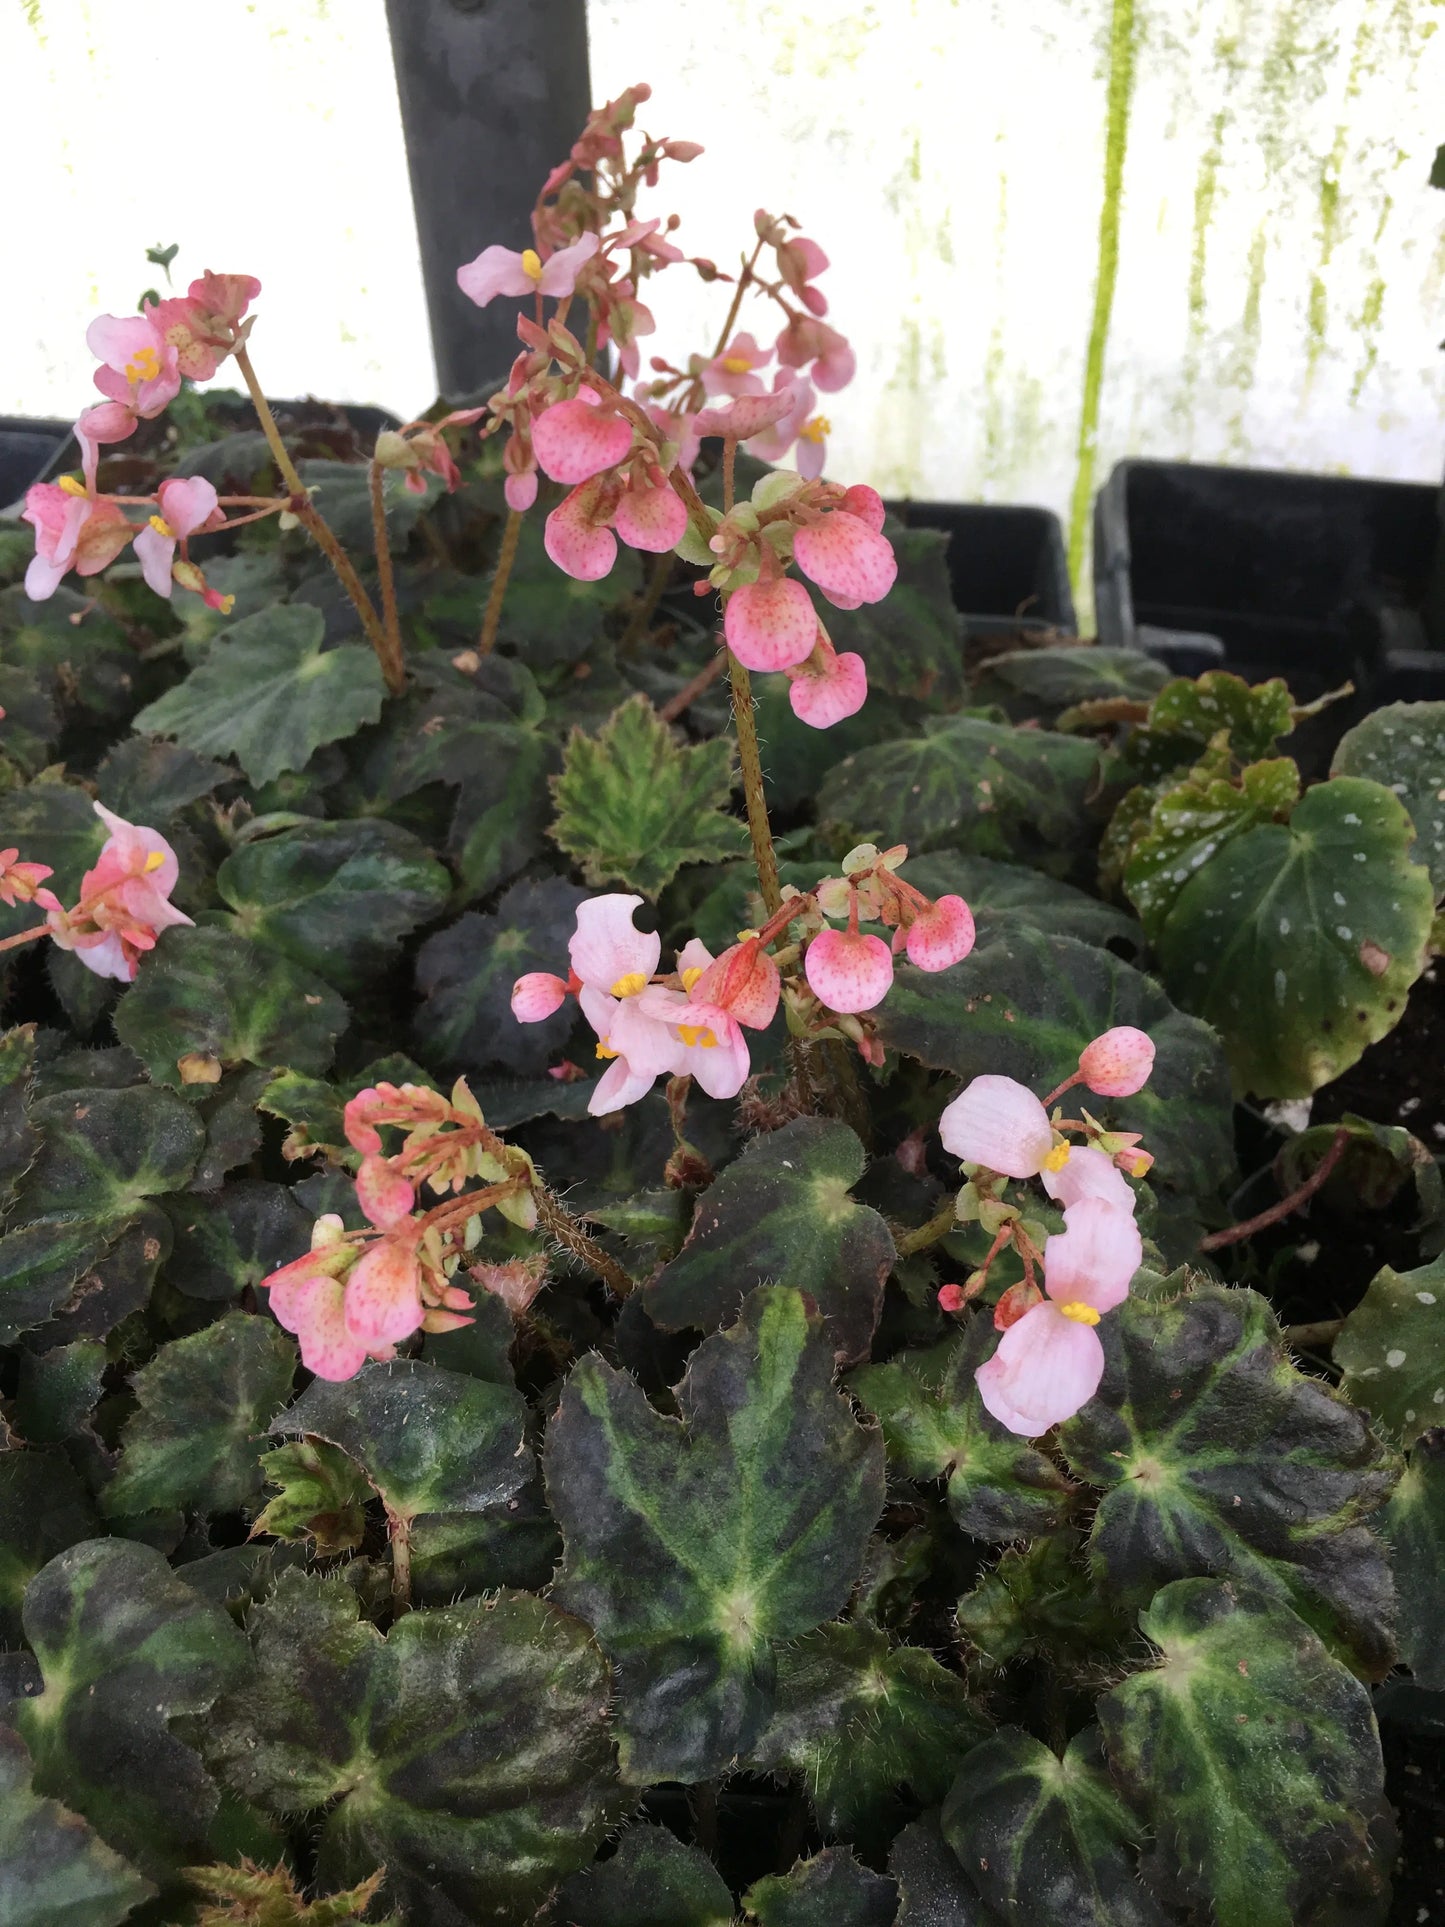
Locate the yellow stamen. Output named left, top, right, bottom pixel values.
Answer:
left=125, top=345, right=161, bottom=383
left=610, top=971, right=648, bottom=998
left=57, top=474, right=88, bottom=498
left=1058, top=1301, right=1101, bottom=1326
left=1043, top=1142, right=1071, bottom=1173
left=520, top=248, right=545, bottom=283
left=143, top=851, right=167, bottom=873
left=595, top=1042, right=619, bottom=1060
left=799, top=414, right=831, bottom=443
left=147, top=514, right=176, bottom=538
left=722, top=354, right=753, bottom=374
left=215, top=594, right=236, bottom=615
left=680, top=966, right=704, bottom=991
left=677, top=1024, right=718, bottom=1049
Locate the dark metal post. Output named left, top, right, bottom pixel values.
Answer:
left=385, top=0, right=592, bottom=397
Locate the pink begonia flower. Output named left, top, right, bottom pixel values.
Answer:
left=614, top=468, right=688, bottom=552
left=776, top=234, right=831, bottom=314
left=144, top=271, right=262, bottom=382
left=1042, top=1199, right=1141, bottom=1312
left=39, top=801, right=193, bottom=982
left=512, top=971, right=570, bottom=1022
left=355, top=1155, right=416, bottom=1231
left=21, top=482, right=132, bottom=601
left=457, top=230, right=600, bottom=307
left=343, top=1231, right=426, bottom=1348
left=133, top=476, right=224, bottom=599
left=1041, top=1143, right=1137, bottom=1214
left=569, top=893, right=662, bottom=996
left=938, top=1283, right=967, bottom=1314
left=0, top=850, right=52, bottom=908
left=904, top=895, right=975, bottom=972
left=87, top=313, right=181, bottom=419
left=187, top=270, right=262, bottom=333
left=787, top=641, right=868, bottom=729
left=805, top=927, right=894, bottom=1014
left=794, top=504, right=897, bottom=611
left=270, top=1269, right=370, bottom=1382
left=840, top=484, right=886, bottom=532
left=694, top=389, right=798, bottom=441
left=744, top=374, right=816, bottom=470
left=701, top=332, right=771, bottom=399
left=688, top=937, right=782, bottom=1030
left=938, top=1074, right=1052, bottom=1178
left=545, top=477, right=621, bottom=581
left=724, top=577, right=818, bottom=673
left=635, top=983, right=750, bottom=1099
left=775, top=313, right=856, bottom=392
left=533, top=389, right=634, bottom=486
left=1078, top=1026, right=1156, bottom=1097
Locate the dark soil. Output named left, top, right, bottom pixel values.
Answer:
left=1315, top=962, right=1445, bottom=1150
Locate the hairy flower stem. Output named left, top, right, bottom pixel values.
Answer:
left=533, top=1183, right=635, bottom=1298
left=726, top=653, right=782, bottom=918
left=897, top=1197, right=960, bottom=1257
left=479, top=508, right=525, bottom=655
left=387, top=1511, right=412, bottom=1616
left=234, top=345, right=402, bottom=695
left=367, top=462, right=406, bottom=691
left=0, top=924, right=49, bottom=956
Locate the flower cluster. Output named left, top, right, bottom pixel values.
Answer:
left=514, top=857, right=974, bottom=1114
left=934, top=1027, right=1157, bottom=1437
left=260, top=1078, right=536, bottom=1380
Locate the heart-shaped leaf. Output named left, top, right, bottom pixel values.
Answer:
left=13, top=1341, right=107, bottom=1446
left=94, top=736, right=231, bottom=823
left=1335, top=1252, right=1445, bottom=1447
left=546, top=1286, right=885, bottom=1781
left=955, top=1531, right=1128, bottom=1680
left=206, top=1570, right=623, bottom=1925
left=1381, top=1428, right=1445, bottom=1690
left=1099, top=1578, right=1393, bottom=1927
left=1332, top=700, right=1445, bottom=898
left=252, top=1440, right=373, bottom=1557
left=0, top=1723, right=155, bottom=1927
left=133, top=604, right=386, bottom=786
left=1121, top=754, right=1300, bottom=941
left=973, top=644, right=1171, bottom=722
left=164, top=1181, right=314, bottom=1301
left=644, top=1117, right=896, bottom=1368
left=744, top=1848, right=898, bottom=1927
left=554, top=1823, right=735, bottom=1927
left=18, top=1086, right=204, bottom=1222
left=0, top=1218, right=130, bottom=1346
left=1061, top=1282, right=1399, bottom=1677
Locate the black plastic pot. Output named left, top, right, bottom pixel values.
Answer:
left=0, top=415, right=73, bottom=515
left=1093, top=458, right=1445, bottom=714
left=893, top=499, right=1077, bottom=639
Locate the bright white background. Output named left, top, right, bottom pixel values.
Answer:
left=6, top=0, right=1445, bottom=602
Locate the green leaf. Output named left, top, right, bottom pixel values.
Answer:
left=972, top=644, right=1170, bottom=721
left=216, top=819, right=450, bottom=991
left=1121, top=670, right=1296, bottom=781
left=897, top=852, right=1142, bottom=956
left=10, top=1538, right=251, bottom=1881
left=940, top=1728, right=1162, bottom=1927
left=0, top=1023, right=38, bottom=1218
left=253, top=1440, right=373, bottom=1557
left=744, top=1848, right=897, bottom=1927
left=207, top=1571, right=623, bottom=1925
left=1332, top=700, right=1445, bottom=899
left=165, top=1181, right=314, bottom=1301
left=955, top=1532, right=1127, bottom=1679
left=0, top=1218, right=129, bottom=1346
left=889, top=1810, right=1001, bottom=1926
left=1060, top=1282, right=1399, bottom=1677
left=550, top=694, right=743, bottom=897
left=1431, top=140, right=1445, bottom=189
left=1335, top=1252, right=1445, bottom=1447
left=492, top=513, right=641, bottom=663
left=1381, top=1428, right=1445, bottom=1689
left=94, top=737, right=231, bottom=823
left=448, top=721, right=558, bottom=900
left=18, top=1086, right=203, bottom=1221
left=272, top=1357, right=530, bottom=1530
left=413, top=875, right=586, bottom=1078
left=0, top=587, right=137, bottom=728
left=644, top=1117, right=896, bottom=1368
left=106, top=1315, right=297, bottom=1519
left=823, top=526, right=966, bottom=703
left=1098, top=1577, right=1393, bottom=1927
left=546, top=1286, right=885, bottom=1781
left=114, top=928, right=348, bottom=1089
left=1120, top=754, right=1300, bottom=941
left=13, top=1341, right=107, bottom=1446
left=295, top=458, right=436, bottom=549
left=1152, top=777, right=1433, bottom=1098
left=133, top=605, right=387, bottom=786
left=554, top=1824, right=735, bottom=1927
left=873, top=927, right=1235, bottom=1200
left=0, top=1723, right=155, bottom=1927
left=851, top=1328, right=1075, bottom=1542
left=750, top=1621, right=986, bottom=1845
left=817, top=717, right=1101, bottom=869
left=0, top=1454, right=101, bottom=1646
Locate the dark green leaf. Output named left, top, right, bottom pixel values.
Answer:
left=1061, top=1282, right=1399, bottom=1677
left=0, top=1218, right=121, bottom=1346
left=0, top=1023, right=38, bottom=1218
left=493, top=513, right=641, bottom=663
left=253, top=1440, right=373, bottom=1556
left=18, top=1086, right=203, bottom=1221
left=645, top=1117, right=896, bottom=1367
left=0, top=1722, right=155, bottom=1927
left=217, top=819, right=450, bottom=991
left=1099, top=1577, right=1393, bottom=1927
left=1381, top=1428, right=1445, bottom=1689
left=23, top=1208, right=170, bottom=1348
left=114, top=928, right=348, bottom=1088
left=898, top=852, right=1142, bottom=955
left=165, top=1181, right=313, bottom=1301
left=448, top=721, right=558, bottom=900
left=955, top=1532, right=1128, bottom=1679
left=207, top=1570, right=623, bottom=1926
left=890, top=1810, right=1001, bottom=1925
left=0, top=782, right=105, bottom=948
left=296, top=458, right=436, bottom=549
left=1335, top=1252, right=1445, bottom=1446
left=106, top=1315, right=297, bottom=1518
left=408, top=1475, right=563, bottom=1604
left=972, top=644, right=1170, bottom=721
left=851, top=1327, right=1075, bottom=1541
left=1332, top=700, right=1445, bottom=898
left=0, top=587, right=137, bottom=727
left=550, top=695, right=743, bottom=897
left=554, top=1823, right=735, bottom=1927
left=10, top=1538, right=251, bottom=1880
left=133, top=605, right=387, bottom=786
left=94, top=737, right=231, bottom=823
left=745, top=1848, right=897, bottom=1927
left=0, top=1454, right=101, bottom=1647
left=547, top=1286, right=885, bottom=1781
left=874, top=928, right=1235, bottom=1200
left=13, top=1341, right=107, bottom=1446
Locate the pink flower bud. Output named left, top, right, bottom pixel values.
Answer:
left=504, top=469, right=539, bottom=512
left=793, top=511, right=897, bottom=610
left=1114, top=1146, right=1154, bottom=1179
left=724, top=578, right=818, bottom=672
left=840, top=484, right=886, bottom=533
left=804, top=927, right=894, bottom=1013
left=905, top=895, right=975, bottom=972
left=993, top=1280, right=1043, bottom=1331
left=512, top=972, right=569, bottom=1022
left=1078, top=1027, right=1156, bottom=1097
left=938, top=1075, right=1052, bottom=1178
left=532, top=392, right=634, bottom=485
left=938, top=1283, right=966, bottom=1314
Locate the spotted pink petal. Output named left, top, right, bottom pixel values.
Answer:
left=724, top=578, right=818, bottom=672
left=614, top=476, right=688, bottom=552
left=693, top=390, right=798, bottom=439
left=905, top=895, right=975, bottom=971
left=938, top=1074, right=1052, bottom=1178
left=1043, top=1198, right=1141, bottom=1314
left=570, top=894, right=661, bottom=993
left=794, top=511, right=897, bottom=609
left=532, top=395, right=634, bottom=485
left=356, top=1155, right=415, bottom=1231
left=841, top=484, right=886, bottom=533
left=343, top=1089, right=383, bottom=1156
left=504, top=468, right=539, bottom=512
left=512, top=971, right=569, bottom=1022
left=788, top=649, right=867, bottom=728
left=1078, top=1026, right=1156, bottom=1097
left=344, top=1237, right=424, bottom=1347
left=545, top=485, right=618, bottom=581
left=456, top=244, right=535, bottom=307
left=975, top=1302, right=1105, bottom=1436
left=272, top=1272, right=371, bottom=1382
left=1041, top=1143, right=1137, bottom=1214
left=804, top=927, right=894, bottom=1014
left=692, top=939, right=780, bottom=1029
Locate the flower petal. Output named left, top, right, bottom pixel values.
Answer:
left=1043, top=1198, right=1141, bottom=1314
left=938, top=1074, right=1052, bottom=1178
left=804, top=927, right=893, bottom=1013
left=724, top=577, right=818, bottom=672
left=1041, top=1144, right=1136, bottom=1213
left=569, top=894, right=661, bottom=992
left=975, top=1302, right=1105, bottom=1436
